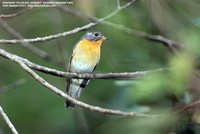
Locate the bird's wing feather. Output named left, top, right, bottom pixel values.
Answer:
left=66, top=52, right=74, bottom=93
left=76, top=63, right=98, bottom=97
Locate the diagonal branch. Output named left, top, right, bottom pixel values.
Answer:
left=0, top=0, right=137, bottom=44
left=57, top=5, right=183, bottom=53
left=0, top=48, right=155, bottom=117
left=0, top=106, right=19, bottom=134
left=0, top=7, right=33, bottom=19
left=0, top=48, right=168, bottom=79
left=0, top=79, right=26, bottom=93
left=176, top=99, right=200, bottom=113
left=0, top=18, right=64, bottom=67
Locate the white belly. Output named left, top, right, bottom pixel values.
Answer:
left=71, top=60, right=96, bottom=73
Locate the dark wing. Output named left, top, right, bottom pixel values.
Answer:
left=66, top=40, right=81, bottom=93
left=65, top=53, right=73, bottom=93
left=65, top=54, right=75, bottom=108
left=76, top=63, right=98, bottom=97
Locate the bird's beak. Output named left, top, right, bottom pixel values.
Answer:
left=102, top=36, right=109, bottom=41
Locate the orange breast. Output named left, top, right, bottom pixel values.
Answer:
left=72, top=39, right=103, bottom=68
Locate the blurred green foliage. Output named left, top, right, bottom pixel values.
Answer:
left=1, top=0, right=200, bottom=134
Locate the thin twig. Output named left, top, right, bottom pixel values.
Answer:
left=0, top=18, right=63, bottom=67
left=0, top=48, right=168, bottom=79
left=0, top=79, right=26, bottom=93
left=0, top=0, right=137, bottom=44
left=0, top=106, right=19, bottom=134
left=0, top=48, right=155, bottom=117
left=57, top=5, right=183, bottom=53
left=176, top=100, right=200, bottom=113
left=0, top=7, right=33, bottom=19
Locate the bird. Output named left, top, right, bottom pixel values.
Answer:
left=65, top=31, right=108, bottom=108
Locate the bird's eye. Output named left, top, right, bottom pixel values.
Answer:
left=94, top=32, right=99, bottom=37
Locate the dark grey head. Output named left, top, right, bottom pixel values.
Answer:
left=82, top=31, right=107, bottom=41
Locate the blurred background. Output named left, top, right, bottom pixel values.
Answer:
left=1, top=0, right=200, bottom=134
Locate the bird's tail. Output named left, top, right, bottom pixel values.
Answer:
left=65, top=83, right=79, bottom=108
left=65, top=79, right=89, bottom=108
left=65, top=99, right=75, bottom=108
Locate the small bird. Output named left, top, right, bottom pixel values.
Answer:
left=65, top=31, right=107, bottom=108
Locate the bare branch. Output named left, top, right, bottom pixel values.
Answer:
left=0, top=0, right=183, bottom=53
left=0, top=7, right=33, bottom=19
left=0, top=48, right=155, bottom=117
left=0, top=48, right=167, bottom=79
left=0, top=79, right=26, bottom=93
left=0, top=106, right=19, bottom=134
left=57, top=5, right=183, bottom=53
left=176, top=100, right=200, bottom=113
left=0, top=0, right=137, bottom=44
left=0, top=18, right=63, bottom=67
